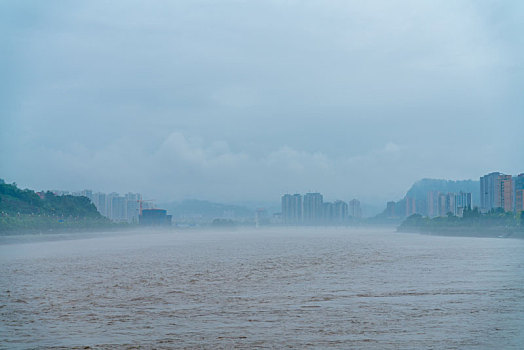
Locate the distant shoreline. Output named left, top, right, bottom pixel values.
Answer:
left=0, top=224, right=139, bottom=236
left=397, top=227, right=524, bottom=239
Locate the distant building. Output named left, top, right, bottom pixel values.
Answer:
left=481, top=172, right=514, bottom=212
left=281, top=194, right=302, bottom=225
left=516, top=189, right=524, bottom=213
left=333, top=200, right=348, bottom=223
left=51, top=189, right=147, bottom=223
left=515, top=174, right=524, bottom=191
left=480, top=172, right=500, bottom=212
left=427, top=191, right=440, bottom=217
left=110, top=195, right=126, bottom=222
left=426, top=191, right=471, bottom=217
left=322, top=202, right=334, bottom=223
left=349, top=199, right=362, bottom=219
left=255, top=208, right=268, bottom=227
left=105, top=192, right=118, bottom=220
left=455, top=192, right=472, bottom=217
left=436, top=193, right=446, bottom=216
left=271, top=212, right=282, bottom=225
left=52, top=190, right=70, bottom=196
left=498, top=175, right=513, bottom=212
left=455, top=191, right=472, bottom=209
left=445, top=193, right=456, bottom=215
left=282, top=193, right=350, bottom=225
left=516, top=174, right=524, bottom=212
left=303, top=193, right=323, bottom=224
left=92, top=192, right=107, bottom=217
left=125, top=193, right=141, bottom=223
left=405, top=197, right=416, bottom=217
left=139, top=209, right=172, bottom=226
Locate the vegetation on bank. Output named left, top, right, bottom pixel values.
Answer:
left=398, top=207, right=524, bottom=237
left=0, top=180, right=117, bottom=233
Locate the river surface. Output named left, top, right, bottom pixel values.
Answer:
left=1, top=227, right=523, bottom=349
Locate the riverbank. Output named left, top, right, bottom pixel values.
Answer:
left=0, top=214, right=129, bottom=235
left=398, top=226, right=524, bottom=239
left=397, top=209, right=524, bottom=239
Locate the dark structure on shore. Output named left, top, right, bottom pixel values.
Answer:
left=139, top=209, right=172, bottom=226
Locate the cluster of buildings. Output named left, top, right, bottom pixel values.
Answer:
left=480, top=172, right=524, bottom=213
left=281, top=193, right=361, bottom=225
left=54, top=190, right=154, bottom=224
left=385, top=172, right=524, bottom=219
left=387, top=191, right=473, bottom=218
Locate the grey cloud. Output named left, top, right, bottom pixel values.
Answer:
left=1, top=0, right=523, bottom=207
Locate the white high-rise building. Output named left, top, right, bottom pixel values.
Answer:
left=281, top=194, right=302, bottom=225
left=125, top=193, right=141, bottom=223
left=303, top=193, right=323, bottom=224
left=349, top=199, right=362, bottom=218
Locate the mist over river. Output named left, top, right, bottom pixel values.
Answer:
left=1, top=227, right=523, bottom=349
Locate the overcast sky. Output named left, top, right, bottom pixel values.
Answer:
left=1, top=0, right=523, bottom=206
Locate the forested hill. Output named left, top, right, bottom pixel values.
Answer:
left=0, top=179, right=111, bottom=232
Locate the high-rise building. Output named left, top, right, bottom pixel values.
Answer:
left=405, top=197, right=416, bottom=217
left=52, top=190, right=70, bottom=196
left=436, top=193, right=446, bottom=216
left=110, top=195, right=126, bottom=222
left=255, top=208, right=268, bottom=227
left=52, top=189, right=146, bottom=222
left=322, top=202, right=334, bottom=223
left=513, top=174, right=524, bottom=212
left=515, top=189, right=524, bottom=213
left=427, top=191, right=440, bottom=217
left=106, top=192, right=119, bottom=220
left=498, top=174, right=513, bottom=212
left=125, top=193, right=141, bottom=223
left=515, top=174, right=524, bottom=192
left=480, top=172, right=514, bottom=212
left=454, top=191, right=472, bottom=216
left=281, top=194, right=302, bottom=225
left=480, top=172, right=501, bottom=212
left=349, top=198, right=362, bottom=218
left=333, top=200, right=348, bottom=223
left=92, top=192, right=107, bottom=216
left=281, top=194, right=291, bottom=224
left=455, top=191, right=472, bottom=210
left=303, top=193, right=323, bottom=224
left=445, top=193, right=456, bottom=215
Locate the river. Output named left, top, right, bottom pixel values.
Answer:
left=1, top=227, right=523, bottom=349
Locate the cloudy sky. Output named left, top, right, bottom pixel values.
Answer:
left=1, top=0, right=523, bottom=207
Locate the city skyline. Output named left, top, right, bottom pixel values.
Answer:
left=282, top=192, right=361, bottom=225
left=7, top=169, right=523, bottom=220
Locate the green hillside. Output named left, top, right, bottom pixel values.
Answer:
left=0, top=180, right=112, bottom=233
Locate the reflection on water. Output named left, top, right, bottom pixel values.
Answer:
left=1, top=227, right=523, bottom=348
